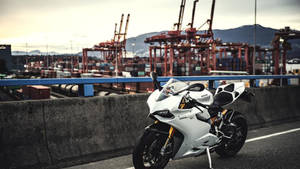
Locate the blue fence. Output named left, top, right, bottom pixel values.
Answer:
left=0, top=75, right=299, bottom=96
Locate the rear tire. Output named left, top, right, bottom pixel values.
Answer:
left=216, top=113, right=248, bottom=157
left=132, top=132, right=172, bottom=169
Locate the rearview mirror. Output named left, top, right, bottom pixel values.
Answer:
left=150, top=72, right=158, bottom=81
left=150, top=72, right=162, bottom=91
left=173, top=83, right=205, bottom=95
left=187, top=83, right=205, bottom=92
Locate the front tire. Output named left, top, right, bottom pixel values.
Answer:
left=132, top=131, right=172, bottom=169
left=215, top=113, right=248, bottom=157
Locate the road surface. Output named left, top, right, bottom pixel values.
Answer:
left=64, top=121, right=300, bottom=169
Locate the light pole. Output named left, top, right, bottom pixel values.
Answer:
left=26, top=42, right=28, bottom=67
left=70, top=40, right=73, bottom=71
left=132, top=43, right=136, bottom=56
left=253, top=0, right=257, bottom=75
left=115, top=43, right=118, bottom=77
left=280, top=38, right=284, bottom=86
left=45, top=35, right=49, bottom=69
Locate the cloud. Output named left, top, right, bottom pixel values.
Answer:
left=0, top=0, right=110, bottom=13
left=1, top=0, right=300, bottom=53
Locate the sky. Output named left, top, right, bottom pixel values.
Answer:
left=0, top=0, right=300, bottom=53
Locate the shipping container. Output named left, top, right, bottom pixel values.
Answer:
left=22, top=85, right=50, bottom=100
left=138, top=71, right=145, bottom=76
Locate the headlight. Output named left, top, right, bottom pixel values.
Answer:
left=153, top=110, right=174, bottom=118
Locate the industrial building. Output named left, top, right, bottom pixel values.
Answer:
left=0, top=44, right=13, bottom=73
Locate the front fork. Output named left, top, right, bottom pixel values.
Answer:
left=160, top=123, right=174, bottom=156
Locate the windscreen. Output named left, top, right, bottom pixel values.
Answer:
left=166, top=79, right=188, bottom=93
left=156, top=78, right=188, bottom=101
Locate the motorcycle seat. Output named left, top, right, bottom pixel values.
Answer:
left=213, top=92, right=233, bottom=107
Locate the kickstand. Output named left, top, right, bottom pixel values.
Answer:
left=206, top=147, right=213, bottom=169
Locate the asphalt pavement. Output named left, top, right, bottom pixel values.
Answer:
left=64, top=120, right=300, bottom=169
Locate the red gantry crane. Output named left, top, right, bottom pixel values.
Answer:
left=82, top=14, right=130, bottom=73
left=272, top=26, right=300, bottom=75
left=145, top=0, right=254, bottom=76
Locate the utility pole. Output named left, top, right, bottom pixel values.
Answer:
left=280, top=49, right=283, bottom=86
left=45, top=36, right=49, bottom=69
left=26, top=43, right=28, bottom=66
left=253, top=0, right=257, bottom=75
left=132, top=38, right=136, bottom=55
left=46, top=43, right=49, bottom=68
left=70, top=40, right=73, bottom=71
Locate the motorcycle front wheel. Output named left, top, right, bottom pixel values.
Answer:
left=216, top=113, right=248, bottom=157
left=132, top=131, right=172, bottom=169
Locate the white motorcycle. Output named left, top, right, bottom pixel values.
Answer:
left=132, top=72, right=254, bottom=169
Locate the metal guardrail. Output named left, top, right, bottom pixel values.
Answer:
left=0, top=75, right=299, bottom=86
left=0, top=75, right=299, bottom=96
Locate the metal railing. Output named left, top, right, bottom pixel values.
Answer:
left=0, top=75, right=299, bottom=96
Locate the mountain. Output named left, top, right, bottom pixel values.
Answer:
left=12, top=50, right=60, bottom=56
left=213, top=25, right=277, bottom=46
left=125, top=32, right=165, bottom=57
left=12, top=25, right=300, bottom=58
left=125, top=24, right=300, bottom=59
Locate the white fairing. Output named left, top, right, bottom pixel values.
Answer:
left=215, top=82, right=245, bottom=106
left=188, top=89, right=213, bottom=106
left=169, top=106, right=219, bottom=158
left=147, top=79, right=245, bottom=159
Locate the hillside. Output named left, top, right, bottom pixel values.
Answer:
left=125, top=24, right=300, bottom=59
left=13, top=25, right=300, bottom=58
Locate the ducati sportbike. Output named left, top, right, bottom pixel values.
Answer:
left=132, top=72, right=254, bottom=169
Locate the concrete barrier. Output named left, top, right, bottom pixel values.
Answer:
left=44, top=94, right=150, bottom=168
left=229, top=86, right=300, bottom=128
left=0, top=101, right=51, bottom=169
left=0, top=86, right=300, bottom=169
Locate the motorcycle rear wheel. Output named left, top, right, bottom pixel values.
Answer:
left=216, top=113, right=248, bottom=157
left=132, top=132, right=172, bottom=169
